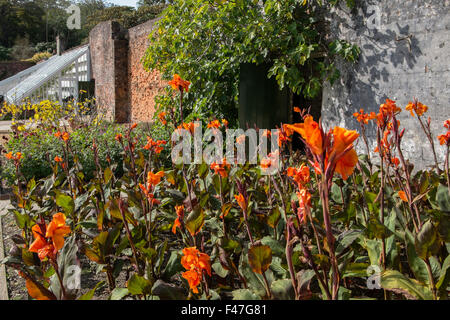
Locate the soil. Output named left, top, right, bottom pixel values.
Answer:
left=1, top=201, right=128, bottom=300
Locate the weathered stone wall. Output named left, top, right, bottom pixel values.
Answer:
left=128, top=19, right=166, bottom=123
left=322, top=0, right=450, bottom=169
left=0, top=62, right=35, bottom=81
left=89, top=18, right=165, bottom=123
left=89, top=21, right=129, bottom=123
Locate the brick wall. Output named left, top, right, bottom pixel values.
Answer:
left=321, top=0, right=450, bottom=169
left=128, top=19, right=166, bottom=123
left=89, top=18, right=166, bottom=123
left=0, top=62, right=35, bottom=81
left=89, top=21, right=129, bottom=123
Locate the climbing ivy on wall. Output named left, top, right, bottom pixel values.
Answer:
left=143, top=0, right=360, bottom=125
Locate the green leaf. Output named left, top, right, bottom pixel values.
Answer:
left=163, top=250, right=183, bottom=279
left=270, top=279, right=295, bottom=300
left=435, top=184, right=450, bottom=212
left=414, top=220, right=440, bottom=260
left=343, top=263, right=370, bottom=278
left=78, top=281, right=105, bottom=300
left=358, top=236, right=381, bottom=267
left=49, top=235, right=80, bottom=300
left=151, top=280, right=186, bottom=300
left=404, top=230, right=429, bottom=284
left=260, top=236, right=284, bottom=257
left=109, top=288, right=129, bottom=300
left=232, top=289, right=261, bottom=300
left=185, top=208, right=205, bottom=236
left=55, top=192, right=75, bottom=215
left=248, top=245, right=272, bottom=274
left=212, top=261, right=229, bottom=278
left=381, top=269, right=433, bottom=300
left=127, top=274, right=153, bottom=295
left=436, top=255, right=450, bottom=291
left=336, top=229, right=362, bottom=255
left=266, top=206, right=281, bottom=228
left=104, top=167, right=113, bottom=184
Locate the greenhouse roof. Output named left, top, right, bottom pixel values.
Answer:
left=2, top=45, right=89, bottom=104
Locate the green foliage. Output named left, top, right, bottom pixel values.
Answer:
left=0, top=45, right=11, bottom=61
left=1, top=121, right=169, bottom=183
left=144, top=0, right=360, bottom=124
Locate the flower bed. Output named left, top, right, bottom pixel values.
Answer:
left=0, top=76, right=449, bottom=300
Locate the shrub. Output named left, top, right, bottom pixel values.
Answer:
left=0, top=46, right=11, bottom=61
left=144, top=0, right=360, bottom=126
left=1, top=120, right=170, bottom=184
left=25, top=52, right=52, bottom=64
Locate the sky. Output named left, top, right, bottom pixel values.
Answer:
left=107, top=0, right=138, bottom=8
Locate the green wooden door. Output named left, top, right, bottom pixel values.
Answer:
left=239, top=63, right=291, bottom=130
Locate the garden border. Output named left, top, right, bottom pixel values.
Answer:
left=0, top=200, right=9, bottom=300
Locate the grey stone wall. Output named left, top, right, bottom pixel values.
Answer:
left=322, top=0, right=450, bottom=170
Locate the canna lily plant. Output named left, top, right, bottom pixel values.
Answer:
left=1, top=72, right=449, bottom=300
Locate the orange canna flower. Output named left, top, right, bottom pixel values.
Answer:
left=115, top=133, right=123, bottom=142
left=294, top=107, right=301, bottom=114
left=207, top=120, right=221, bottom=129
left=438, top=120, right=450, bottom=146
left=182, top=269, right=202, bottom=294
left=235, top=193, right=247, bottom=213
left=296, top=187, right=311, bottom=224
left=287, top=164, right=310, bottom=187
left=210, top=158, right=230, bottom=178
left=158, top=112, right=167, bottom=125
left=260, top=150, right=279, bottom=173
left=147, top=170, right=165, bottom=186
left=277, top=129, right=291, bottom=147
left=62, top=132, right=70, bottom=142
left=29, top=213, right=70, bottom=260
left=353, top=109, right=376, bottom=124
left=169, top=74, right=190, bottom=92
left=282, top=124, right=294, bottom=137
left=144, top=137, right=167, bottom=154
left=172, top=205, right=185, bottom=234
left=405, top=101, right=428, bottom=117
left=130, top=123, right=138, bottom=130
left=236, top=134, right=246, bottom=145
left=221, top=119, right=228, bottom=127
left=179, top=122, right=199, bottom=135
left=438, top=132, right=450, bottom=146
left=398, top=191, right=408, bottom=202
left=29, top=224, right=55, bottom=261
left=333, top=148, right=358, bottom=180
left=45, top=213, right=71, bottom=251
left=329, top=127, right=359, bottom=180
left=181, top=247, right=211, bottom=276
left=54, top=156, right=63, bottom=163
left=444, top=119, right=450, bottom=130
left=181, top=247, right=211, bottom=293
left=391, top=157, right=400, bottom=166
left=284, top=115, right=323, bottom=155
left=5, top=152, right=22, bottom=162
left=54, top=131, right=62, bottom=139
left=380, top=99, right=401, bottom=117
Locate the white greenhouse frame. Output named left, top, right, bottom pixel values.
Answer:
left=0, top=45, right=91, bottom=105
